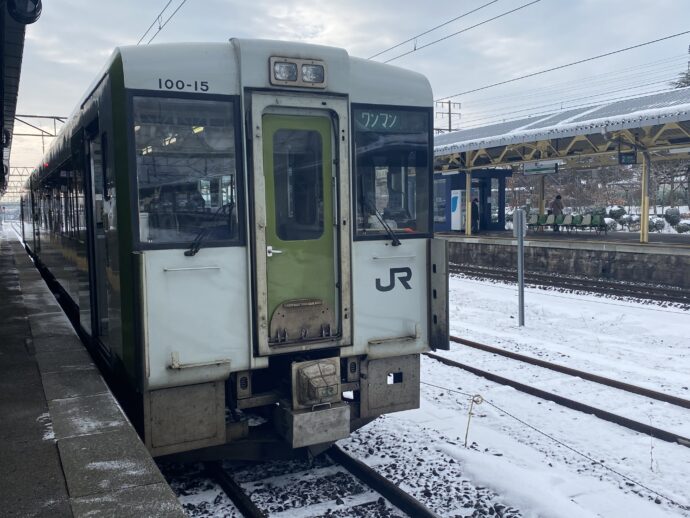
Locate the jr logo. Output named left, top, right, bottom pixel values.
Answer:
left=376, top=267, right=412, bottom=292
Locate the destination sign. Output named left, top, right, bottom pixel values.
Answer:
left=354, top=109, right=427, bottom=134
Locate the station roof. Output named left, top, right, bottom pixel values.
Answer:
left=1, top=5, right=28, bottom=193
left=434, top=87, right=690, bottom=169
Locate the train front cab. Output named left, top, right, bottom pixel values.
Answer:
left=23, top=41, right=448, bottom=459
left=131, top=42, right=450, bottom=458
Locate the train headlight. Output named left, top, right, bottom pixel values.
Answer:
left=273, top=62, right=298, bottom=82
left=270, top=57, right=327, bottom=88
left=301, top=64, right=324, bottom=84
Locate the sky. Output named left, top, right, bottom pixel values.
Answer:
left=8, top=0, right=690, bottom=169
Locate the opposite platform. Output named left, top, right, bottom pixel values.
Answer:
left=0, top=227, right=185, bottom=517
left=441, top=230, right=690, bottom=290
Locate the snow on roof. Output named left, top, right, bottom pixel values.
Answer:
left=434, top=87, right=690, bottom=156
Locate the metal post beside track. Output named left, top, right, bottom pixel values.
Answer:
left=514, top=208, right=526, bottom=326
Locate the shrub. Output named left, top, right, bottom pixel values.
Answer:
left=675, top=223, right=690, bottom=234
left=664, top=207, right=681, bottom=226
left=650, top=217, right=666, bottom=232
left=608, top=206, right=626, bottom=220
left=591, top=206, right=607, bottom=216
left=604, top=217, right=618, bottom=232
left=618, top=214, right=638, bottom=230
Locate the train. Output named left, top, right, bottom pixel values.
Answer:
left=20, top=39, right=449, bottom=459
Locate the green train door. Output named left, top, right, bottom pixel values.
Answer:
left=261, top=114, right=337, bottom=346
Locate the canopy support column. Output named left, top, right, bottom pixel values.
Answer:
left=640, top=151, right=651, bottom=243
left=465, top=151, right=473, bottom=236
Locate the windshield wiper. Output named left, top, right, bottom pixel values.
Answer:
left=363, top=198, right=401, bottom=246
left=184, top=202, right=234, bottom=256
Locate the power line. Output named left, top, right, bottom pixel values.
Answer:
left=451, top=59, right=688, bottom=125
left=137, top=0, right=190, bottom=45
left=459, top=75, right=679, bottom=126
left=368, top=0, right=499, bottom=60
left=459, top=86, right=681, bottom=130
left=436, top=29, right=690, bottom=101
left=384, top=0, right=542, bottom=64
left=461, top=54, right=688, bottom=107
left=137, top=0, right=173, bottom=45
left=148, top=0, right=189, bottom=44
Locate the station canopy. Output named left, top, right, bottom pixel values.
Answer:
left=1, top=3, right=30, bottom=193
left=434, top=86, right=690, bottom=170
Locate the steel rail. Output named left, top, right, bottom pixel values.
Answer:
left=204, top=461, right=267, bottom=518
left=425, top=352, right=690, bottom=448
left=327, top=444, right=442, bottom=518
left=450, top=336, right=690, bottom=409
left=450, top=263, right=690, bottom=304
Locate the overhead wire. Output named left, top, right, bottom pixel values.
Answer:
left=443, top=54, right=690, bottom=128
left=383, top=0, right=543, bottom=64
left=459, top=75, right=680, bottom=127
left=459, top=81, right=678, bottom=127
left=457, top=87, right=682, bottom=130
left=137, top=0, right=190, bottom=45
left=368, top=0, right=500, bottom=60
left=436, top=29, right=690, bottom=101
left=458, top=66, right=687, bottom=122
left=147, top=0, right=189, bottom=44
left=137, top=0, right=173, bottom=45
left=459, top=54, right=688, bottom=108
left=462, top=68, right=682, bottom=115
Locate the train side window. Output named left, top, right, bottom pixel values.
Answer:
left=101, top=133, right=110, bottom=200
left=132, top=95, right=240, bottom=246
left=352, top=106, right=431, bottom=239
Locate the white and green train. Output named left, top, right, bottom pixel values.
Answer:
left=21, top=39, right=449, bottom=458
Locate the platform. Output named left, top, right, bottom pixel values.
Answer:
left=0, top=227, right=185, bottom=517
left=440, top=229, right=690, bottom=289
left=440, top=229, right=690, bottom=255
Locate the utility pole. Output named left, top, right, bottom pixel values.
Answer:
left=434, top=100, right=461, bottom=133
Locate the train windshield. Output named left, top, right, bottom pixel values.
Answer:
left=133, top=95, right=240, bottom=246
left=353, top=106, right=431, bottom=239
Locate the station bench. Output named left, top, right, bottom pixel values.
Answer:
left=527, top=213, right=608, bottom=234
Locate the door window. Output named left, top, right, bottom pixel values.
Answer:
left=272, top=129, right=324, bottom=241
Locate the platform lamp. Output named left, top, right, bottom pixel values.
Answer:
left=7, top=0, right=42, bottom=24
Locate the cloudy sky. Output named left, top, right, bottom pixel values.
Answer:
left=10, top=0, right=690, bottom=167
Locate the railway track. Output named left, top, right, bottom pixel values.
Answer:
left=450, top=263, right=690, bottom=305
left=198, top=446, right=440, bottom=517
left=449, top=336, right=690, bottom=409
left=426, top=337, right=690, bottom=449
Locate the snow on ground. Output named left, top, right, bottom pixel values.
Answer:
left=342, top=275, right=690, bottom=518
left=448, top=276, right=690, bottom=398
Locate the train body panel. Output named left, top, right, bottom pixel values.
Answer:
left=351, top=239, right=429, bottom=358
left=20, top=39, right=448, bottom=458
left=141, top=247, right=252, bottom=390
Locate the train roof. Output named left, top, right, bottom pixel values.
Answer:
left=32, top=39, right=432, bottom=182
left=117, top=39, right=432, bottom=106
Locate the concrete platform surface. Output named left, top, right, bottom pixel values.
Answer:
left=441, top=229, right=690, bottom=256
left=0, top=228, right=185, bottom=517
